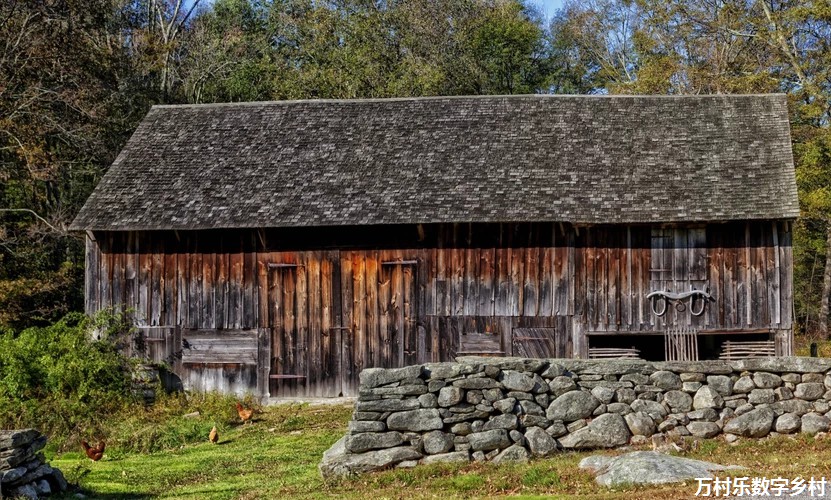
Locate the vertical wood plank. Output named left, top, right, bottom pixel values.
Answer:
left=403, top=263, right=417, bottom=366
left=243, top=234, right=256, bottom=329
left=307, top=252, right=322, bottom=396
left=339, top=252, right=355, bottom=395
left=320, top=251, right=337, bottom=397
left=163, top=237, right=177, bottom=327
left=478, top=248, right=496, bottom=317
left=417, top=250, right=429, bottom=363
left=201, top=243, right=214, bottom=330
left=781, top=222, right=793, bottom=329
left=523, top=244, right=540, bottom=317
left=365, top=251, right=380, bottom=367
left=352, top=253, right=366, bottom=378
left=771, top=222, right=782, bottom=327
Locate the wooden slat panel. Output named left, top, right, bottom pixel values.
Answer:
left=403, top=262, right=417, bottom=366
left=781, top=222, right=793, bottom=329
left=188, top=238, right=201, bottom=330
left=229, top=239, right=243, bottom=329
left=163, top=238, right=177, bottom=328
left=201, top=245, right=214, bottom=329
left=181, top=329, right=258, bottom=365
left=512, top=327, right=556, bottom=358
left=417, top=250, right=429, bottom=363
left=243, top=234, right=256, bottom=329
left=508, top=241, right=523, bottom=316
left=307, top=252, right=322, bottom=396
left=125, top=232, right=137, bottom=316
left=320, top=251, right=338, bottom=397
left=176, top=239, right=188, bottom=328
left=523, top=245, right=540, bottom=317
left=770, top=222, right=781, bottom=327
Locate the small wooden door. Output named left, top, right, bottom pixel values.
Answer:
left=380, top=260, right=419, bottom=368
left=267, top=251, right=343, bottom=397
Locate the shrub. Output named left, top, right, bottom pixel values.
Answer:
left=0, top=311, right=135, bottom=446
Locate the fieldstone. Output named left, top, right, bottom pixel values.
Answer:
left=772, top=399, right=814, bottom=416
left=509, top=429, right=525, bottom=445
left=720, top=408, right=735, bottom=421
left=364, top=384, right=428, bottom=396
left=624, top=412, right=657, bottom=436
left=735, top=403, right=755, bottom=416
left=630, top=399, right=668, bottom=420
left=567, top=419, right=588, bottom=432
left=427, top=380, right=446, bottom=392
left=465, top=391, right=484, bottom=405
left=592, top=404, right=607, bottom=416
left=522, top=415, right=550, bottom=428
left=579, top=451, right=743, bottom=487
left=546, top=391, right=600, bottom=422
left=774, top=413, right=801, bottom=434
left=345, top=432, right=405, bottom=453
left=559, top=413, right=631, bottom=449
left=682, top=382, right=702, bottom=393
left=581, top=374, right=604, bottom=381
left=801, top=413, right=831, bottom=435
left=438, top=386, right=464, bottom=407
left=724, top=433, right=739, bottom=444
left=492, top=444, right=530, bottom=464
left=508, top=391, right=534, bottom=401
left=663, top=390, right=693, bottom=412
left=748, top=389, right=776, bottom=405
left=591, top=386, right=616, bottom=404
left=450, top=422, right=472, bottom=436
left=693, top=386, right=724, bottom=410
left=795, top=383, right=826, bottom=401
left=481, top=414, right=518, bottom=431
left=500, top=370, right=536, bottom=392
left=472, top=451, right=486, bottom=461
left=815, top=401, right=831, bottom=414
left=360, top=365, right=423, bottom=389
left=519, top=400, right=545, bottom=416
left=607, top=403, right=631, bottom=414
left=540, top=363, right=566, bottom=378
left=420, top=451, right=470, bottom=464
left=774, top=387, right=793, bottom=401
left=723, top=407, right=775, bottom=438
left=422, top=431, right=454, bottom=455
left=803, top=373, right=824, bottom=384
left=732, top=358, right=831, bottom=373
left=525, top=426, right=557, bottom=457
left=483, top=388, right=504, bottom=402
left=534, top=393, right=550, bottom=407
left=688, top=408, right=719, bottom=421
left=648, top=370, right=682, bottom=391
left=621, top=373, right=650, bottom=385
left=825, top=373, right=831, bottom=389
left=418, top=393, right=438, bottom=408
left=0, top=466, right=26, bottom=484
left=687, top=421, right=721, bottom=438
left=782, top=373, right=802, bottom=384
left=319, top=437, right=422, bottom=479
left=9, top=484, right=38, bottom=500
left=753, top=372, right=782, bottom=389
left=493, top=398, right=516, bottom=414
left=0, top=430, right=39, bottom=450
left=680, top=372, right=706, bottom=382
left=707, top=376, right=733, bottom=396
left=356, top=399, right=422, bottom=412
left=546, top=421, right=568, bottom=438
left=548, top=376, right=577, bottom=396
left=468, top=429, right=511, bottom=451
left=348, top=421, right=386, bottom=433
left=657, top=418, right=678, bottom=433
left=733, top=376, right=755, bottom=394
left=615, top=388, right=637, bottom=404
left=34, top=479, right=51, bottom=496
left=387, top=409, right=444, bottom=432
left=453, top=377, right=501, bottom=389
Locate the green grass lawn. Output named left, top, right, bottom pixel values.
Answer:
left=46, top=402, right=831, bottom=499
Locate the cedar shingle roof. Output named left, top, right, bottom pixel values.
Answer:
left=70, top=94, right=799, bottom=231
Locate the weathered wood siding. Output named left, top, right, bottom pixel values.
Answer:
left=84, top=221, right=794, bottom=397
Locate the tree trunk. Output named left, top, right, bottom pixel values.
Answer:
left=820, top=223, right=831, bottom=338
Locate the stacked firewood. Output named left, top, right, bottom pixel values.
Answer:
left=0, top=429, right=68, bottom=499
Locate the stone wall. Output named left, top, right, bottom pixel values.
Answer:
left=1, top=429, right=68, bottom=499
left=320, top=356, right=831, bottom=478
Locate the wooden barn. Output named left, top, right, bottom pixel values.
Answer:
left=70, top=94, right=799, bottom=398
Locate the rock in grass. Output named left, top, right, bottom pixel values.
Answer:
left=579, top=451, right=743, bottom=487
left=723, top=407, right=774, bottom=438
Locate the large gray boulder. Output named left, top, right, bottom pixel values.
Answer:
left=693, top=386, right=724, bottom=410
left=723, top=407, right=775, bottom=437
left=387, top=409, right=444, bottom=432
left=775, top=413, right=801, bottom=434
left=500, top=371, right=536, bottom=392
left=546, top=391, right=600, bottom=422
left=492, top=444, right=531, bottom=464
left=319, top=436, right=422, bottom=479
left=579, top=451, right=743, bottom=487
left=345, top=432, right=404, bottom=453
left=687, top=421, right=721, bottom=438
left=624, top=412, right=656, bottom=436
left=360, top=365, right=423, bottom=389
left=422, top=431, right=454, bottom=455
left=801, top=413, right=831, bottom=435
left=795, top=383, right=826, bottom=401
left=663, top=390, right=693, bottom=412
left=468, top=429, right=512, bottom=451
left=524, top=426, right=557, bottom=457
left=559, top=413, right=631, bottom=449
left=650, top=371, right=682, bottom=390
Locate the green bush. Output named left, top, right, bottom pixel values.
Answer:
left=0, top=311, right=135, bottom=447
